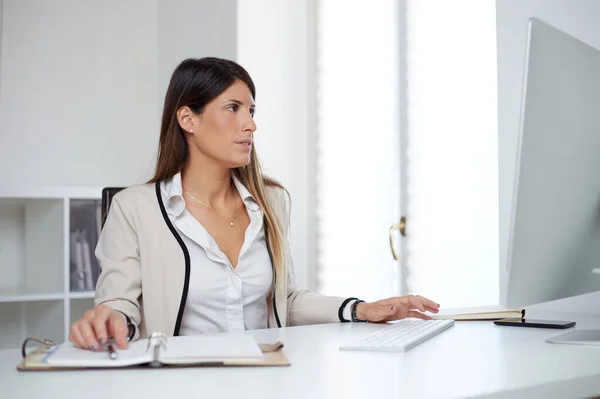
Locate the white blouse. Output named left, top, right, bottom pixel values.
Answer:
left=160, top=172, right=273, bottom=335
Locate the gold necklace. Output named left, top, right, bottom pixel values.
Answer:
left=184, top=190, right=237, bottom=226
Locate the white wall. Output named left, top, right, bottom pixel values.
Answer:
left=497, top=0, right=600, bottom=303
left=237, top=0, right=316, bottom=290
left=0, top=0, right=236, bottom=190
left=157, top=0, right=237, bottom=111
left=0, top=0, right=158, bottom=189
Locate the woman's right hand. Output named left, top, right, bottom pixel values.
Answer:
left=69, top=304, right=130, bottom=351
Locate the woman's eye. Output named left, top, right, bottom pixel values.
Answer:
left=227, top=104, right=239, bottom=112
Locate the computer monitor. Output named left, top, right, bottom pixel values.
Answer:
left=504, top=18, right=600, bottom=308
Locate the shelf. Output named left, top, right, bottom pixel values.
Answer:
left=0, top=188, right=103, bottom=348
left=0, top=199, right=65, bottom=296
left=0, top=293, right=64, bottom=303
left=0, top=300, right=64, bottom=350
left=69, top=291, right=95, bottom=299
left=0, top=186, right=105, bottom=199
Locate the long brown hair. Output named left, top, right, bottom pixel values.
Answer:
left=149, top=57, right=288, bottom=294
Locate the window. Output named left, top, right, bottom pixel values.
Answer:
left=317, top=0, right=499, bottom=307
left=316, top=0, right=401, bottom=300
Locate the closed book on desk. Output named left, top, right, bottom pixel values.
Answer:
left=18, top=333, right=289, bottom=371
left=432, top=308, right=525, bottom=321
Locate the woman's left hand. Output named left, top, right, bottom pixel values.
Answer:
left=355, top=295, right=440, bottom=323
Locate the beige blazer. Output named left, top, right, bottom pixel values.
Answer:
left=94, top=181, right=351, bottom=340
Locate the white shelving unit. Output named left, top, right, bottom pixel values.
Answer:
left=0, top=187, right=104, bottom=349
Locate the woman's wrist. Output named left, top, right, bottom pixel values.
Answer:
left=356, top=301, right=368, bottom=321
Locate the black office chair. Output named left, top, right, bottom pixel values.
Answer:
left=101, top=187, right=126, bottom=229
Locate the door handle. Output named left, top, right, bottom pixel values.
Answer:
left=389, top=216, right=406, bottom=261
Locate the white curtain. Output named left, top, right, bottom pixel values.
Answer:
left=316, top=0, right=401, bottom=301
left=404, top=0, right=499, bottom=308
left=316, top=0, right=499, bottom=308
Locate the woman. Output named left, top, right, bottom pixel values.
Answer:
left=69, top=57, right=440, bottom=351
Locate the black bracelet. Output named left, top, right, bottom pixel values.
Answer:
left=351, top=299, right=367, bottom=322
left=338, top=297, right=358, bottom=322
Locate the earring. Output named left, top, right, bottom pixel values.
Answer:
left=189, top=129, right=193, bottom=133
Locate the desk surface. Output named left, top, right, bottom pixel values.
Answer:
left=2, top=292, right=600, bottom=399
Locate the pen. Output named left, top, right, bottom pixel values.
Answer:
left=107, top=343, right=118, bottom=360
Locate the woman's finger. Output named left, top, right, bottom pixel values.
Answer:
left=108, top=313, right=130, bottom=349
left=92, top=313, right=110, bottom=346
left=69, top=323, right=88, bottom=350
left=78, top=320, right=100, bottom=351
left=407, top=310, right=433, bottom=320
left=416, top=295, right=440, bottom=311
left=401, top=295, right=426, bottom=312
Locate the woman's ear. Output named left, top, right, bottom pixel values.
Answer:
left=176, top=106, right=198, bottom=134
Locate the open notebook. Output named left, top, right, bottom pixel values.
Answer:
left=18, top=333, right=290, bottom=370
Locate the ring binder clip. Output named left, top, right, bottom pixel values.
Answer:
left=146, top=332, right=167, bottom=367
left=21, top=337, right=56, bottom=359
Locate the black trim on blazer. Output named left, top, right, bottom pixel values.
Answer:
left=117, top=311, right=136, bottom=341
left=273, top=278, right=282, bottom=328
left=266, top=244, right=282, bottom=328
left=338, top=297, right=358, bottom=322
left=155, top=181, right=191, bottom=336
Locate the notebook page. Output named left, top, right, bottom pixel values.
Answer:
left=160, top=335, right=264, bottom=365
left=47, top=340, right=152, bottom=367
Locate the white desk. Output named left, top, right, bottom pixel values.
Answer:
left=2, top=292, right=600, bottom=399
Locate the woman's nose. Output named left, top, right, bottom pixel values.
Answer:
left=243, top=115, right=257, bottom=133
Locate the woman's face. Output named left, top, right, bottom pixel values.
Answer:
left=183, top=80, right=256, bottom=168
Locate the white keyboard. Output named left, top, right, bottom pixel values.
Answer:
left=340, top=318, right=455, bottom=352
